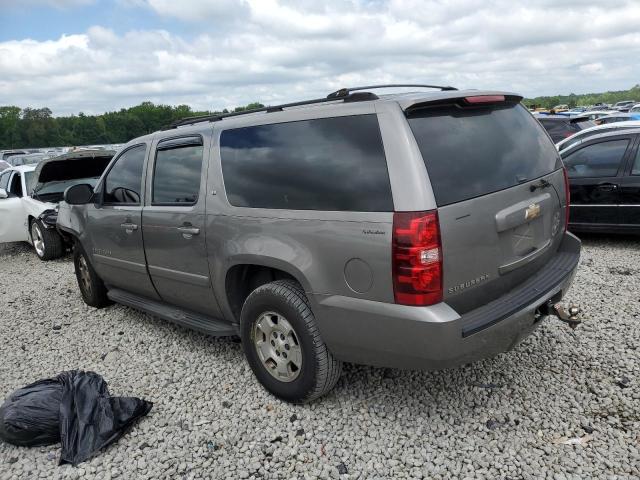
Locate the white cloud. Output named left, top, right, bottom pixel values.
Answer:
left=1, top=0, right=640, bottom=115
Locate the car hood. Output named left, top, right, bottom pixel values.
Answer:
left=33, top=149, right=115, bottom=191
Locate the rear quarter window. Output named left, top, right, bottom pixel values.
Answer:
left=220, top=115, right=393, bottom=211
left=408, top=103, right=561, bottom=206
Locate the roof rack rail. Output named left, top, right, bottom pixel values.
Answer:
left=166, top=90, right=379, bottom=129
left=327, top=83, right=457, bottom=98
left=166, top=83, right=456, bottom=129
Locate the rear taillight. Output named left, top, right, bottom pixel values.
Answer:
left=562, top=167, right=571, bottom=231
left=392, top=211, right=442, bottom=306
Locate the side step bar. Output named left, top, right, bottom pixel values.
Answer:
left=107, top=288, right=237, bottom=337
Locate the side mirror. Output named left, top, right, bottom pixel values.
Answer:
left=64, top=184, right=94, bottom=205
left=0, top=188, right=7, bottom=199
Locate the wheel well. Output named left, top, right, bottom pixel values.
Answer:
left=226, top=265, right=297, bottom=321
left=27, top=215, right=36, bottom=238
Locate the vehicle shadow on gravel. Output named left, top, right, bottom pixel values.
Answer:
left=0, top=241, right=72, bottom=261
left=572, top=231, right=640, bottom=246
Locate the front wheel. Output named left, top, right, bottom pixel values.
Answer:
left=30, top=219, right=63, bottom=261
left=240, top=280, right=342, bottom=403
left=73, top=245, right=112, bottom=308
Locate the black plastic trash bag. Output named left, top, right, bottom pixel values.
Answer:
left=0, top=370, right=152, bottom=466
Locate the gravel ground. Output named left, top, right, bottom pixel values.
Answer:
left=0, top=236, right=638, bottom=480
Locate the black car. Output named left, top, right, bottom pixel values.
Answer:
left=536, top=115, right=595, bottom=143
left=561, top=128, right=640, bottom=233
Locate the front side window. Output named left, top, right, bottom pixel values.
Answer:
left=220, top=115, right=392, bottom=211
left=152, top=138, right=204, bottom=205
left=563, top=139, right=629, bottom=178
left=103, top=145, right=146, bottom=205
left=8, top=172, right=22, bottom=197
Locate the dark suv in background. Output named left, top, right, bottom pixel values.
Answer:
left=536, top=115, right=596, bottom=143
left=58, top=85, right=581, bottom=402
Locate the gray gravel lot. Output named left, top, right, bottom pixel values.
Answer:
left=0, top=236, right=639, bottom=479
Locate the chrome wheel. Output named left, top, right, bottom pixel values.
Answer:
left=252, top=311, right=302, bottom=382
left=31, top=222, right=45, bottom=257
left=77, top=254, right=92, bottom=296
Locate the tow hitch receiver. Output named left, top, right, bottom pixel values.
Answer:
left=549, top=302, right=582, bottom=329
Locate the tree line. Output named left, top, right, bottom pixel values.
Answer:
left=0, top=101, right=264, bottom=150
left=524, top=84, right=640, bottom=109
left=3, top=85, right=640, bottom=149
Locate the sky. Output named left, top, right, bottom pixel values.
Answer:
left=1, top=0, right=640, bottom=116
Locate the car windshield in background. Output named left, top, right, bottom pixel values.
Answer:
left=407, top=103, right=560, bottom=206
left=24, top=171, right=35, bottom=193
left=32, top=176, right=101, bottom=203
left=36, top=177, right=101, bottom=196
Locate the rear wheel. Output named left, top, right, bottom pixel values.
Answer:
left=30, top=219, right=63, bottom=261
left=240, top=280, right=342, bottom=403
left=74, top=244, right=112, bottom=308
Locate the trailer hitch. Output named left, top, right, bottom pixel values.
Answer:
left=548, top=302, right=582, bottom=329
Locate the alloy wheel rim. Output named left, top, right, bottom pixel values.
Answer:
left=253, top=311, right=302, bottom=382
left=78, top=255, right=92, bottom=295
left=31, top=223, right=45, bottom=257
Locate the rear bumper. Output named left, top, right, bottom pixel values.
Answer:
left=313, top=232, right=581, bottom=370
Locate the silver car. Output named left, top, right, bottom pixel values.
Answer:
left=57, top=85, right=581, bottom=402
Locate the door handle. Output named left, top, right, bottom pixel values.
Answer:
left=120, top=222, right=138, bottom=233
left=178, top=226, right=200, bottom=238
left=596, top=183, right=618, bottom=192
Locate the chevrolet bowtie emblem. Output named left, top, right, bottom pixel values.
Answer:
left=525, top=203, right=541, bottom=221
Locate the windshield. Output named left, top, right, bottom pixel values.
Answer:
left=35, top=177, right=100, bottom=196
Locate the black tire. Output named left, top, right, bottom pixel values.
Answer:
left=30, top=219, right=64, bottom=261
left=73, top=244, right=112, bottom=308
left=240, top=280, right=342, bottom=403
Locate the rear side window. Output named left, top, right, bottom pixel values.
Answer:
left=563, top=139, right=629, bottom=178
left=152, top=137, right=204, bottom=205
left=633, top=146, right=640, bottom=175
left=0, top=171, right=11, bottom=190
left=104, top=145, right=146, bottom=205
left=408, top=103, right=561, bottom=206
left=220, top=115, right=392, bottom=211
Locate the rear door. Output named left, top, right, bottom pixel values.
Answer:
left=561, top=136, right=632, bottom=227
left=407, top=100, right=566, bottom=314
left=142, top=134, right=222, bottom=317
left=620, top=134, right=640, bottom=227
left=86, top=144, right=160, bottom=300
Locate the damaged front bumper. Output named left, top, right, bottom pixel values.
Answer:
left=38, top=207, right=59, bottom=229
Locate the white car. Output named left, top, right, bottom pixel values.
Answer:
left=555, top=120, right=640, bottom=152
left=0, top=150, right=114, bottom=260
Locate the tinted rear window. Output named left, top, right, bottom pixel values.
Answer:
left=220, top=115, right=393, bottom=211
left=408, top=103, right=560, bottom=206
